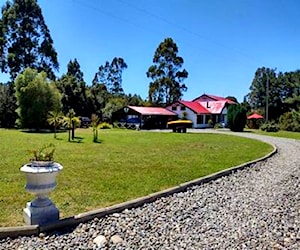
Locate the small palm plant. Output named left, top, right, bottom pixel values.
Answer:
left=62, top=109, right=81, bottom=142
left=29, top=143, right=56, bottom=166
left=47, top=111, right=64, bottom=139
left=91, top=114, right=101, bottom=142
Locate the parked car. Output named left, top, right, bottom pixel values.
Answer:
left=126, top=118, right=142, bottom=124
left=80, top=117, right=91, bottom=128
left=126, top=117, right=144, bottom=130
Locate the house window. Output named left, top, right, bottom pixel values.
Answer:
left=172, top=106, right=177, bottom=111
left=128, top=115, right=138, bottom=119
left=180, top=106, right=186, bottom=111
left=197, top=115, right=204, bottom=124
left=205, top=115, right=212, bottom=124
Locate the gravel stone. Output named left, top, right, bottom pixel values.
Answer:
left=0, top=130, right=299, bottom=249
left=93, top=235, right=107, bottom=247
left=110, top=235, right=123, bottom=244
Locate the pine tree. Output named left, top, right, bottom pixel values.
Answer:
left=227, top=104, right=246, bottom=132
left=56, top=59, right=88, bottom=116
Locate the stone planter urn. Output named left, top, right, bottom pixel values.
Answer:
left=20, top=161, right=63, bottom=225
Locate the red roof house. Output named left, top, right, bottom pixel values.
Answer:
left=166, top=94, right=237, bottom=128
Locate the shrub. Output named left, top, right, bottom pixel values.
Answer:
left=182, top=111, right=188, bottom=120
left=99, top=122, right=112, bottom=129
left=260, top=122, right=279, bottom=132
left=214, top=123, right=223, bottom=129
left=227, top=104, right=247, bottom=132
left=279, top=110, right=300, bottom=132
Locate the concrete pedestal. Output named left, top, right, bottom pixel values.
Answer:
left=21, top=162, right=63, bottom=225
left=23, top=197, right=59, bottom=225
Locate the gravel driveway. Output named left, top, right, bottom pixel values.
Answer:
left=1, top=130, right=299, bottom=249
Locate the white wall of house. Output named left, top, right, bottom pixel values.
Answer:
left=167, top=105, right=210, bottom=128
left=169, top=104, right=196, bottom=122
left=167, top=104, right=230, bottom=128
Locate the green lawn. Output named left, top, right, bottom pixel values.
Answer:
left=0, top=128, right=273, bottom=226
left=245, top=129, right=300, bottom=140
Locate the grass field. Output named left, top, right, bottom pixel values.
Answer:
left=246, top=129, right=300, bottom=140
left=0, top=128, right=273, bottom=226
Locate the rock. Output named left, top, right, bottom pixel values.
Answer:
left=93, top=235, right=107, bottom=247
left=38, top=233, right=45, bottom=238
left=110, top=234, right=123, bottom=244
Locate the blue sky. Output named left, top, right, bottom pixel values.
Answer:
left=1, top=0, right=300, bottom=102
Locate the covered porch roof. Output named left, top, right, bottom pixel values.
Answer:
left=128, top=106, right=177, bottom=116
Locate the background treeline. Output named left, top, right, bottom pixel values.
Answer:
left=244, top=67, right=300, bottom=132
left=0, top=58, right=147, bottom=128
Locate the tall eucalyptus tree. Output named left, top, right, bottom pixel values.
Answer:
left=147, top=37, right=188, bottom=105
left=0, top=0, right=59, bottom=80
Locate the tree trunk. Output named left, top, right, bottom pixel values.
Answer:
left=54, top=126, right=57, bottom=139
left=71, top=129, right=75, bottom=140
left=68, top=128, right=71, bottom=142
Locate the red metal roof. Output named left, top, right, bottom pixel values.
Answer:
left=199, top=101, right=226, bottom=114
left=193, top=94, right=236, bottom=104
left=206, top=94, right=227, bottom=101
left=128, top=106, right=177, bottom=116
left=247, top=113, right=264, bottom=119
left=178, top=101, right=210, bottom=114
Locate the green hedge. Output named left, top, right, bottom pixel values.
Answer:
left=227, top=104, right=247, bottom=132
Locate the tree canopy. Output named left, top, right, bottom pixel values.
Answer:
left=93, top=57, right=127, bottom=96
left=147, top=37, right=188, bottom=105
left=56, top=59, right=88, bottom=116
left=0, top=0, right=59, bottom=80
left=14, top=68, right=61, bottom=129
left=246, top=67, right=300, bottom=121
left=91, top=57, right=128, bottom=119
left=225, top=96, right=238, bottom=103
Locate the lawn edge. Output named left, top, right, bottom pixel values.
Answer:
left=0, top=141, right=277, bottom=239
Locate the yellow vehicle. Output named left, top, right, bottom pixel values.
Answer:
left=167, top=120, right=193, bottom=133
